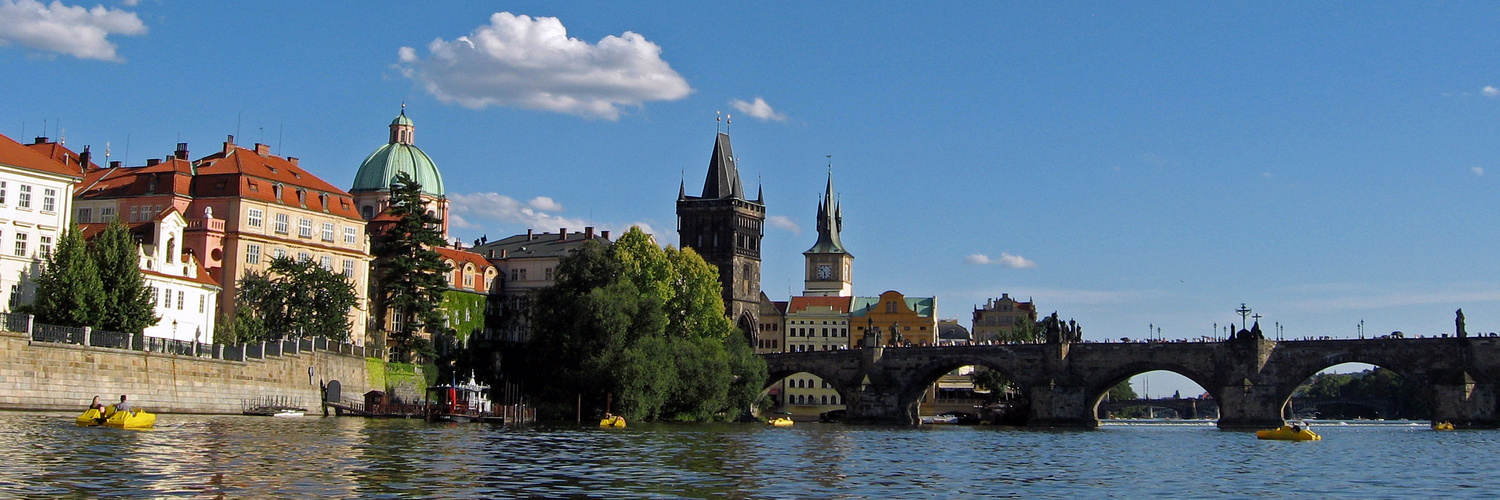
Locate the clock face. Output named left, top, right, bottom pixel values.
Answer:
left=816, top=264, right=832, bottom=280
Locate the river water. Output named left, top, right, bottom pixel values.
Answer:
left=3, top=412, right=1496, bottom=498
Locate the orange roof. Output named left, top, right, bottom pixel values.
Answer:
left=435, top=246, right=493, bottom=271
left=23, top=139, right=99, bottom=174
left=75, top=158, right=194, bottom=199
left=0, top=133, right=84, bottom=179
left=191, top=142, right=362, bottom=220
left=788, top=296, right=854, bottom=314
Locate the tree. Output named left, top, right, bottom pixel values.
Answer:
left=90, top=220, right=158, bottom=333
left=371, top=171, right=450, bottom=362
left=1108, top=380, right=1139, bottom=401
left=972, top=368, right=1015, bottom=403
left=235, top=256, right=357, bottom=342
left=26, top=227, right=104, bottom=327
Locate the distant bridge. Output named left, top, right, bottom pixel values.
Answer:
left=762, top=336, right=1500, bottom=429
left=1094, top=396, right=1400, bottom=420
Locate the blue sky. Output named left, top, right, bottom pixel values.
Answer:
left=6, top=1, right=1500, bottom=397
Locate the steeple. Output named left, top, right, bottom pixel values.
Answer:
left=700, top=133, right=744, bottom=199
left=388, top=105, right=415, bottom=145
left=805, top=169, right=849, bottom=255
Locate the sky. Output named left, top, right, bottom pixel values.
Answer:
left=5, top=1, right=1500, bottom=398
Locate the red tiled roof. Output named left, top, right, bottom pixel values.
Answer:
left=23, top=140, right=99, bottom=174
left=436, top=246, right=493, bottom=271
left=192, top=143, right=362, bottom=220
left=788, top=296, right=853, bottom=314
left=0, top=134, right=84, bottom=179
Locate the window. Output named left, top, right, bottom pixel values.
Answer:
left=321, top=222, right=335, bottom=242
left=274, top=248, right=286, bottom=260
left=15, top=185, right=26, bottom=208
left=100, top=207, right=115, bottom=221
left=163, top=288, right=171, bottom=308
left=39, top=235, right=52, bottom=258
left=0, top=181, right=7, bottom=204
left=544, top=267, right=553, bottom=281
left=246, top=244, right=261, bottom=264
left=297, top=251, right=310, bottom=262
left=342, top=259, right=355, bottom=278
left=198, top=295, right=205, bottom=313
left=41, top=189, right=55, bottom=212
left=298, top=218, right=312, bottom=238
left=510, top=269, right=518, bottom=281
left=274, top=213, right=289, bottom=234
left=519, top=268, right=527, bottom=281
left=320, top=256, right=332, bottom=270
left=344, top=227, right=357, bottom=244
left=130, top=206, right=140, bottom=222
left=77, top=208, right=91, bottom=223
left=12, top=233, right=25, bottom=257
left=463, top=267, right=475, bottom=288
left=247, top=208, right=264, bottom=228
left=177, top=291, right=184, bottom=310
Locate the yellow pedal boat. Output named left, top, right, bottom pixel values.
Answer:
left=600, top=415, right=627, bottom=428
left=1256, top=425, right=1320, bottom=441
left=767, top=417, right=794, bottom=427
left=1433, top=422, right=1455, bottom=431
left=77, top=405, right=156, bottom=428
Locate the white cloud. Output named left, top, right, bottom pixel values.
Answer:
left=397, top=12, right=691, bottom=120
left=119, top=0, right=137, bottom=5
left=528, top=196, right=563, bottom=212
left=0, top=0, right=146, bottom=61
left=767, top=215, right=801, bottom=234
left=1473, top=167, right=1485, bottom=176
left=730, top=97, right=787, bottom=122
left=966, top=253, right=1037, bottom=268
left=450, top=192, right=665, bottom=245
left=1484, top=86, right=1500, bottom=97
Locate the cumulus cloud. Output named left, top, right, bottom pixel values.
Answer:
left=1473, top=166, right=1485, bottom=176
left=766, top=215, right=801, bottom=234
left=730, top=97, right=787, bottom=122
left=1485, top=86, right=1500, bottom=97
left=528, top=196, right=563, bottom=211
left=397, top=12, right=691, bottom=120
left=966, top=253, right=1038, bottom=268
left=0, top=0, right=146, bottom=61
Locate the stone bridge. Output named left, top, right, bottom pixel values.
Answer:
left=762, top=336, right=1500, bottom=429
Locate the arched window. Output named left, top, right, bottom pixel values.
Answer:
left=821, top=395, right=828, bottom=405
left=361, top=205, right=374, bottom=219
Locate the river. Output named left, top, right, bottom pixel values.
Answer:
left=3, top=412, right=1496, bottom=498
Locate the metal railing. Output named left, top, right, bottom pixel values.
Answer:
left=14, top=313, right=380, bottom=363
left=33, top=324, right=84, bottom=344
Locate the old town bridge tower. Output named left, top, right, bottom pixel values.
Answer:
left=677, top=132, right=765, bottom=340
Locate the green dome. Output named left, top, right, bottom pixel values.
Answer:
left=352, top=112, right=445, bottom=197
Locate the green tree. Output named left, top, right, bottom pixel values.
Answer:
left=27, top=227, right=104, bottom=327
left=371, top=171, right=451, bottom=362
left=1108, top=380, right=1139, bottom=400
left=234, top=256, right=357, bottom=342
left=972, top=368, right=1014, bottom=403
left=90, top=220, right=158, bottom=333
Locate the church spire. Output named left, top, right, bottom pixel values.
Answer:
left=699, top=132, right=745, bottom=200
left=805, top=167, right=849, bottom=255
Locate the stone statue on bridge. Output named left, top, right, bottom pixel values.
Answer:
left=1457, top=309, right=1467, bottom=338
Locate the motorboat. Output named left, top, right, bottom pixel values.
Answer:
left=1256, top=424, right=1320, bottom=441
left=427, top=380, right=494, bottom=423
left=600, top=415, right=627, bottom=427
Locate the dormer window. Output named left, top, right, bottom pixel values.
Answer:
left=272, top=184, right=283, bottom=200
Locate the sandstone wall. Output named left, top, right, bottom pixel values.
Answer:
left=0, top=330, right=381, bottom=414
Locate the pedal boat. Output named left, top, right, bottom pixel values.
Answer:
left=1256, top=425, right=1320, bottom=441
left=600, top=415, right=627, bottom=428
left=78, top=405, right=156, bottom=428
left=1433, top=421, right=1455, bottom=431
left=767, top=417, right=794, bottom=427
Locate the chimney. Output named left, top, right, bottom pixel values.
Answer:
left=526, top=229, right=534, bottom=240
left=146, top=158, right=160, bottom=166
left=223, top=135, right=236, bottom=154
left=501, top=249, right=508, bottom=258
left=558, top=228, right=567, bottom=241
left=487, top=249, right=495, bottom=258
left=601, top=230, right=610, bottom=240
left=288, top=157, right=299, bottom=166
left=175, top=143, right=189, bottom=160
left=78, top=146, right=91, bottom=169
left=33, top=136, right=48, bottom=145
left=109, top=161, right=122, bottom=168
left=254, top=143, right=270, bottom=156
left=584, top=226, right=594, bottom=240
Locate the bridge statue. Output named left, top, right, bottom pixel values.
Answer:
left=1457, top=309, right=1467, bottom=338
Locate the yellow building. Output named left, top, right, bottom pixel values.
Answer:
left=850, top=290, right=937, bottom=347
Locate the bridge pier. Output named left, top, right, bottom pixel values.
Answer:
left=842, top=388, right=915, bottom=425
left=1214, top=383, right=1285, bottom=430
left=1025, top=383, right=1099, bottom=428
left=1431, top=374, right=1499, bottom=429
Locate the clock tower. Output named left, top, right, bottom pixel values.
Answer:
left=803, top=170, right=853, bottom=297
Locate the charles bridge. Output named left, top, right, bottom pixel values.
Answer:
left=761, top=333, right=1500, bottom=429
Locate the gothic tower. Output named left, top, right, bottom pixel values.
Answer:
left=803, top=169, right=853, bottom=296
left=677, top=132, right=765, bottom=339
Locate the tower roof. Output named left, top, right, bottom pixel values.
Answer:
left=805, top=169, right=849, bottom=255
left=351, top=110, right=444, bottom=197
left=699, top=133, right=744, bottom=199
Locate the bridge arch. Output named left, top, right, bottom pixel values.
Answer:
left=1085, top=362, right=1221, bottom=422
left=1274, top=359, right=1439, bottom=421
left=892, top=354, right=1031, bottom=423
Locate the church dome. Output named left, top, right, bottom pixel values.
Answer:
left=351, top=110, right=445, bottom=197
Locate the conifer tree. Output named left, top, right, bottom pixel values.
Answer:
left=27, top=227, right=104, bottom=327
left=91, top=220, right=159, bottom=333
left=372, top=171, right=450, bottom=362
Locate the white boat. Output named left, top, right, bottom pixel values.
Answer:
left=271, top=409, right=305, bottom=418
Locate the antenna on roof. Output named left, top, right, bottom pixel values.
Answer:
left=716, top=111, right=722, bottom=134
left=236, top=112, right=242, bottom=141
left=124, top=134, right=130, bottom=165
left=726, top=114, right=732, bottom=135
left=277, top=123, right=284, bottom=155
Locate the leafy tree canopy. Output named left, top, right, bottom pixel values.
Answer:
left=235, top=256, right=357, bottom=342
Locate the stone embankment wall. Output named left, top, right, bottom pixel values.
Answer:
left=0, top=330, right=379, bottom=414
